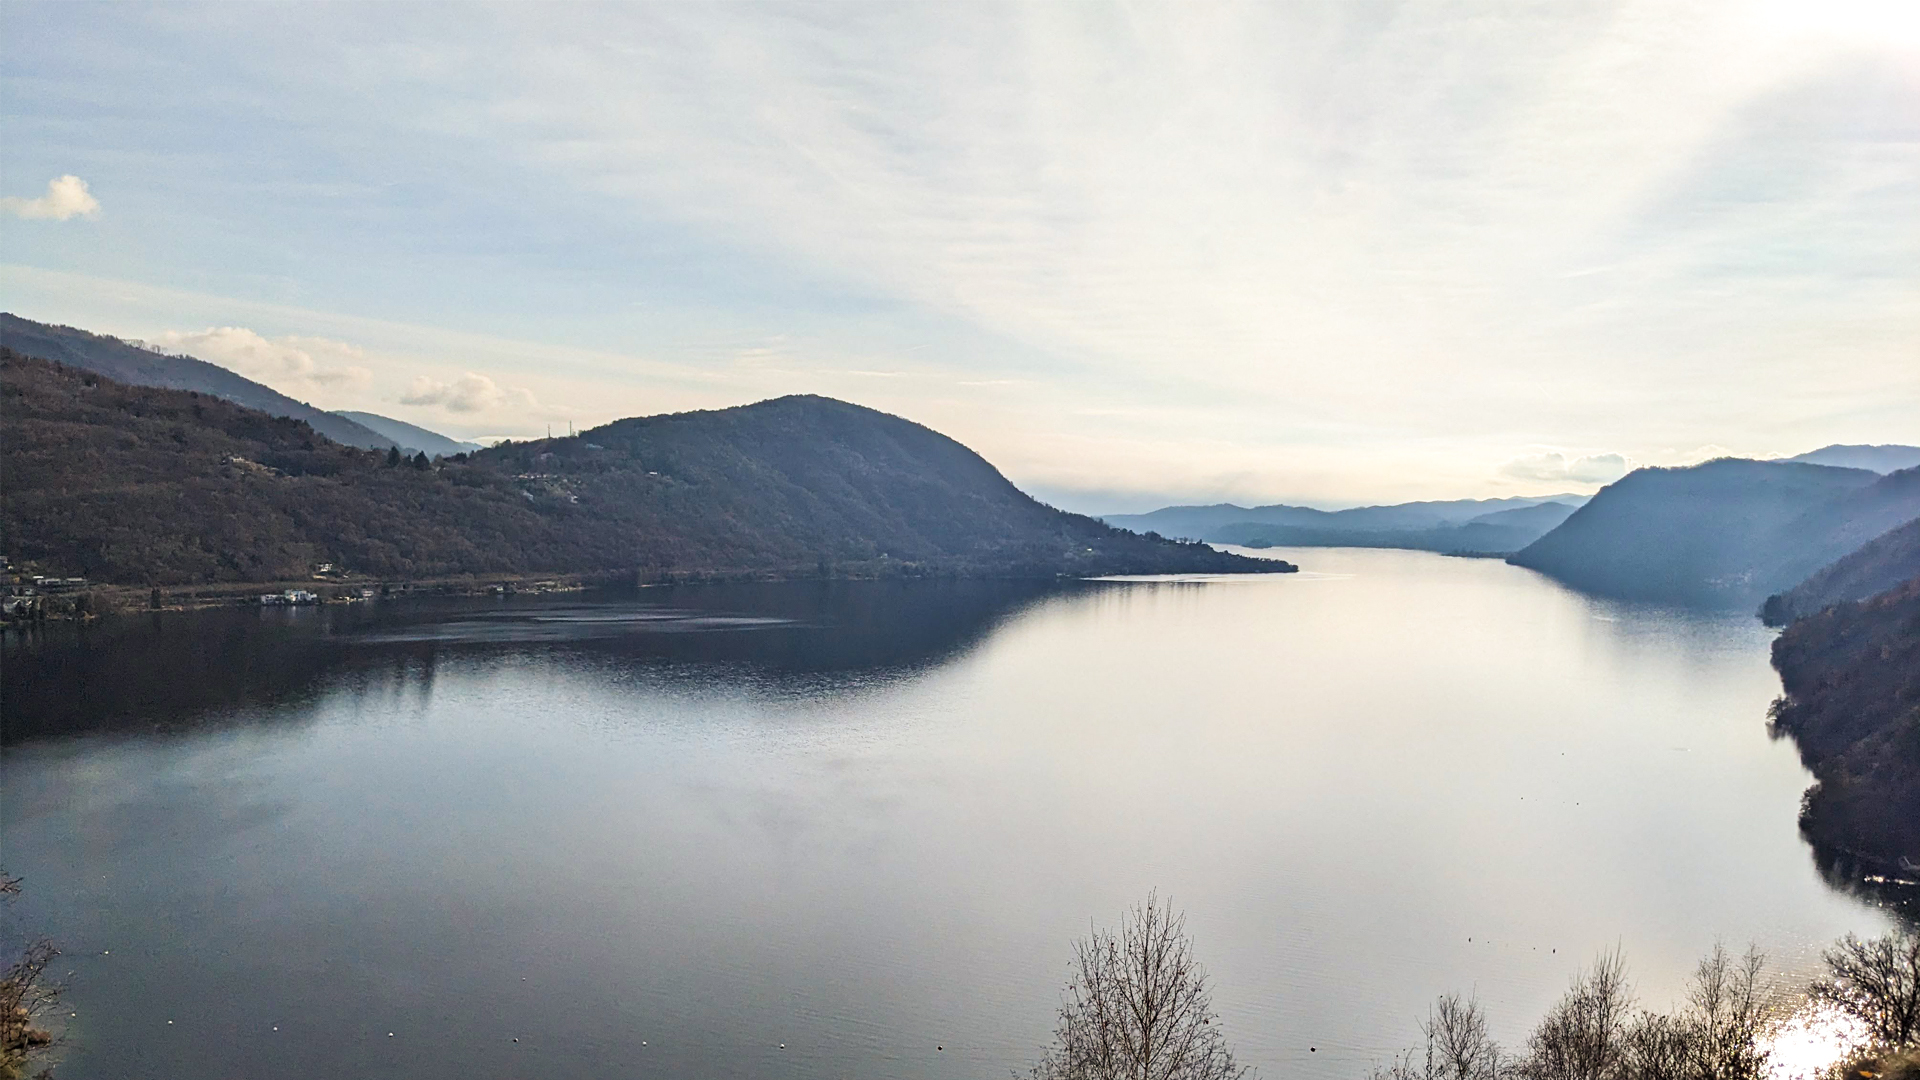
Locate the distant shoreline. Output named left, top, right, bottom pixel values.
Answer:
left=5, top=559, right=1298, bottom=624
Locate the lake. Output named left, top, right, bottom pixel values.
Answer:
left=0, top=547, right=1899, bottom=1079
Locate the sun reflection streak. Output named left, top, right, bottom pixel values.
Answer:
left=1767, top=1002, right=1868, bottom=1080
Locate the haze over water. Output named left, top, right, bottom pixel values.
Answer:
left=0, top=548, right=1896, bottom=1079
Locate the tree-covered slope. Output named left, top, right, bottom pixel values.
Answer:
left=0, top=351, right=1288, bottom=584
left=1763, top=514, right=1920, bottom=626
left=1507, top=459, right=1912, bottom=607
left=0, top=313, right=397, bottom=451
left=1770, top=575, right=1920, bottom=871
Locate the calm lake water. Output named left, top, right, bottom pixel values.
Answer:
left=0, top=547, right=1900, bottom=1079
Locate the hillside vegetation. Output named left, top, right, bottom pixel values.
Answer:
left=1769, top=576, right=1920, bottom=871
left=0, top=350, right=1288, bottom=584
left=1, top=313, right=398, bottom=451
left=1509, top=459, right=1919, bottom=607
left=1762, top=516, right=1920, bottom=625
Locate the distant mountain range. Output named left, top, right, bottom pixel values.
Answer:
left=1101, top=494, right=1587, bottom=554
left=333, top=410, right=482, bottom=457
left=1508, top=458, right=1920, bottom=608
left=1786, top=444, right=1920, bottom=474
left=1, top=347, right=1289, bottom=585
left=1213, top=500, right=1584, bottom=555
left=1103, top=443, right=1920, bottom=593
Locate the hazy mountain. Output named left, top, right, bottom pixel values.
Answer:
left=1215, top=502, right=1578, bottom=556
left=333, top=410, right=482, bottom=457
left=1465, top=500, right=1580, bottom=531
left=1102, top=494, right=1585, bottom=542
left=1508, top=459, right=1920, bottom=606
left=1786, top=444, right=1920, bottom=474
left=1, top=349, right=1290, bottom=584
left=1762, top=516, right=1920, bottom=626
left=0, top=313, right=397, bottom=452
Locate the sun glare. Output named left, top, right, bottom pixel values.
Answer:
left=1766, top=1003, right=1869, bottom=1080
left=1755, top=0, right=1920, bottom=47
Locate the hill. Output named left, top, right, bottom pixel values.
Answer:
left=1787, top=444, right=1920, bottom=474
left=0, top=350, right=1289, bottom=585
left=1102, top=495, right=1583, bottom=546
left=1769, top=575, right=1920, bottom=872
left=1214, top=499, right=1581, bottom=556
left=1505, top=459, right=1920, bottom=607
left=1466, top=500, right=1580, bottom=531
left=1762, top=515, right=1920, bottom=625
left=0, top=313, right=397, bottom=451
left=334, top=410, right=482, bottom=457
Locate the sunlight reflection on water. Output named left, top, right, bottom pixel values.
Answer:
left=1767, top=1003, right=1867, bottom=1080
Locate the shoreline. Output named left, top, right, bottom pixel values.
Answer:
left=4, top=556, right=1299, bottom=625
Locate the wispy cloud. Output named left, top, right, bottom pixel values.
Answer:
left=150, top=326, right=371, bottom=393
left=1500, top=449, right=1635, bottom=486
left=2, top=175, right=100, bottom=221
left=3, top=3, right=1916, bottom=504
left=400, top=372, right=565, bottom=419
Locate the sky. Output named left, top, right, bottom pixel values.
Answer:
left=3, top=2, right=1917, bottom=512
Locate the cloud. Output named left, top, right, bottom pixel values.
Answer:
left=8, top=5, right=1919, bottom=504
left=399, top=372, right=561, bottom=417
left=2, top=175, right=101, bottom=220
left=149, top=327, right=372, bottom=391
left=1499, top=449, right=1634, bottom=485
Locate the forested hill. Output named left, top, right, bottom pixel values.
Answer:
left=1508, top=459, right=1919, bottom=607
left=1762, top=515, right=1920, bottom=625
left=0, top=313, right=397, bottom=451
left=0, top=350, right=1289, bottom=584
left=1770, top=575, right=1920, bottom=872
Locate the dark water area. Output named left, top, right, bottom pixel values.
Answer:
left=1, top=578, right=1060, bottom=744
left=0, top=551, right=1902, bottom=1079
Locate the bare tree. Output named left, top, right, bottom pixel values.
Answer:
left=1810, top=929, right=1920, bottom=1049
left=1683, top=944, right=1770, bottom=1080
left=0, top=873, right=60, bottom=1080
left=1029, top=893, right=1249, bottom=1080
left=1376, top=995, right=1504, bottom=1080
left=1621, top=1013, right=1693, bottom=1080
left=1521, top=949, right=1634, bottom=1080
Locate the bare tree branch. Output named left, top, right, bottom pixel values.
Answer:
left=1030, top=892, right=1249, bottom=1080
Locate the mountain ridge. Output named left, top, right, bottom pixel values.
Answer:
left=1508, top=459, right=1918, bottom=607
left=1102, top=494, right=1584, bottom=540
left=334, top=410, right=482, bottom=457
left=0, top=349, right=1291, bottom=585
left=1761, top=514, right=1920, bottom=625
left=1786, top=443, right=1920, bottom=474
left=0, top=313, right=398, bottom=452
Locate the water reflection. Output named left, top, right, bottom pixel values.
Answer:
left=0, top=550, right=1907, bottom=1080
left=1, top=578, right=1071, bottom=744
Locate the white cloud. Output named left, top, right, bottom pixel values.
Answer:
left=399, top=372, right=562, bottom=418
left=7, top=4, right=1918, bottom=504
left=1500, top=449, right=1635, bottom=485
left=2, top=175, right=101, bottom=220
left=149, top=327, right=373, bottom=392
